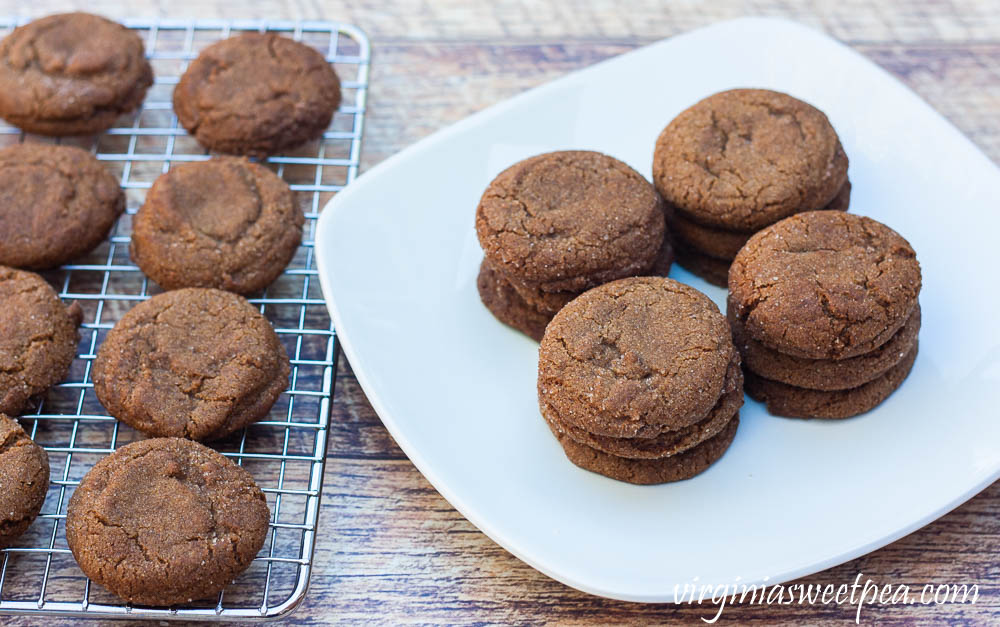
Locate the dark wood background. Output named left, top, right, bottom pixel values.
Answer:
left=3, top=0, right=998, bottom=624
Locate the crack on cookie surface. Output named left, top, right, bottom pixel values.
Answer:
left=653, top=89, right=848, bottom=231
left=729, top=211, right=920, bottom=360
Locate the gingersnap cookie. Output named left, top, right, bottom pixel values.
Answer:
left=667, top=179, right=851, bottom=263
left=477, top=260, right=551, bottom=341
left=504, top=276, right=579, bottom=317
left=93, top=288, right=290, bottom=441
left=506, top=235, right=676, bottom=317
left=130, top=158, right=302, bottom=294
left=538, top=277, right=735, bottom=439
left=543, top=355, right=742, bottom=460
left=174, top=33, right=341, bottom=156
left=732, top=304, right=921, bottom=391
left=647, top=233, right=676, bottom=277
left=652, top=89, right=848, bottom=232
left=476, top=151, right=665, bottom=293
left=1, top=267, right=81, bottom=416
left=670, top=212, right=752, bottom=262
left=0, top=414, right=49, bottom=549
left=66, top=437, right=269, bottom=606
left=672, top=240, right=732, bottom=287
left=745, top=343, right=918, bottom=419
left=824, top=179, right=853, bottom=213
left=0, top=144, right=125, bottom=269
left=0, top=13, right=152, bottom=135
left=480, top=234, right=676, bottom=339
left=729, top=211, right=921, bottom=360
left=548, top=413, right=739, bottom=485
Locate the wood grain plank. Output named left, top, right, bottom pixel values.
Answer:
left=295, top=460, right=1000, bottom=625
left=361, top=42, right=1000, bottom=170
left=12, top=0, right=1000, bottom=45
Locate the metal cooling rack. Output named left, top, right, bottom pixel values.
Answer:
left=0, top=17, right=369, bottom=622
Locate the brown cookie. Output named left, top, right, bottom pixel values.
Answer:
left=0, top=414, right=49, bottom=549
left=174, top=33, right=341, bottom=156
left=672, top=240, right=732, bottom=287
left=732, top=304, right=921, bottom=391
left=66, top=437, right=270, bottom=606
left=506, top=234, right=676, bottom=317
left=0, top=13, right=152, bottom=135
left=130, top=158, right=302, bottom=294
left=744, top=342, right=918, bottom=419
left=667, top=179, right=852, bottom=262
left=93, top=288, right=290, bottom=441
left=647, top=232, right=676, bottom=277
left=548, top=413, right=739, bottom=485
left=477, top=259, right=551, bottom=341
left=476, top=151, right=665, bottom=293
left=538, top=277, right=735, bottom=438
left=0, top=267, right=81, bottom=415
left=729, top=211, right=921, bottom=360
left=505, top=276, right=579, bottom=317
left=652, top=88, right=848, bottom=231
left=824, top=179, right=853, bottom=213
left=670, top=211, right=751, bottom=262
left=543, top=355, right=742, bottom=459
left=0, top=143, right=125, bottom=269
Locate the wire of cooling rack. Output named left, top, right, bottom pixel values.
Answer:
left=0, top=18, right=370, bottom=622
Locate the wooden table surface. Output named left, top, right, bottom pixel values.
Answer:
left=4, top=0, right=998, bottom=624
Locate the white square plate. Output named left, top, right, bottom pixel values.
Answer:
left=315, top=17, right=1000, bottom=602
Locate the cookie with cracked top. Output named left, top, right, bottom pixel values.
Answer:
left=652, top=88, right=849, bottom=232
left=174, top=33, right=341, bottom=156
left=0, top=414, right=49, bottom=549
left=0, top=12, right=152, bottom=135
left=66, top=437, right=269, bottom=606
left=0, top=267, right=82, bottom=416
left=729, top=210, right=921, bottom=360
left=130, top=157, right=302, bottom=294
left=0, top=143, right=125, bottom=269
left=538, top=276, right=736, bottom=438
left=93, top=288, right=290, bottom=441
left=548, top=412, right=739, bottom=485
left=476, top=150, right=665, bottom=293
left=744, top=342, right=918, bottom=419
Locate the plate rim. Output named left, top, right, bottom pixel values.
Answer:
left=315, top=15, right=1000, bottom=602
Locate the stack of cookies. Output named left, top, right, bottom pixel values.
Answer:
left=652, top=89, right=851, bottom=286
left=728, top=211, right=921, bottom=418
left=537, top=277, right=742, bottom=484
left=476, top=150, right=671, bottom=340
